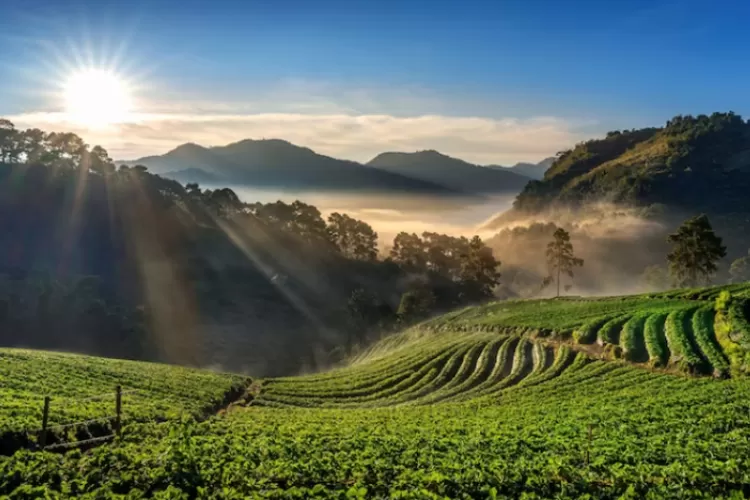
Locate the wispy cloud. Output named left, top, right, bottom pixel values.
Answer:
left=8, top=111, right=591, bottom=165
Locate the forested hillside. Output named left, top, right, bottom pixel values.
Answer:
left=514, top=112, right=750, bottom=214
left=0, top=119, right=502, bottom=375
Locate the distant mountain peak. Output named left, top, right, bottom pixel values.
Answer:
left=367, top=149, right=530, bottom=195
left=167, top=142, right=208, bottom=155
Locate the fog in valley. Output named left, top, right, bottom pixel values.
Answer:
left=226, top=185, right=676, bottom=300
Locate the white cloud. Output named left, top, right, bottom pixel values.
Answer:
left=7, top=111, right=590, bottom=165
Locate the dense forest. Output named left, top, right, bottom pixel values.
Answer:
left=514, top=112, right=750, bottom=214
left=0, top=119, right=501, bottom=375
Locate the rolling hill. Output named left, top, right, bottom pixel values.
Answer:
left=513, top=112, right=750, bottom=214
left=122, top=140, right=467, bottom=196
left=4, top=283, right=750, bottom=497
left=366, top=149, right=531, bottom=194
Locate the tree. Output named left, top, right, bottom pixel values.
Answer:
left=397, top=287, right=436, bottom=322
left=250, top=200, right=329, bottom=246
left=185, top=183, right=202, bottom=197
left=346, top=288, right=393, bottom=350
left=729, top=250, right=750, bottom=284
left=327, top=213, right=378, bottom=261
left=667, top=215, right=727, bottom=287
left=0, top=119, right=19, bottom=163
left=458, top=235, right=501, bottom=299
left=89, top=145, right=114, bottom=175
left=390, top=232, right=426, bottom=269
left=204, top=187, right=243, bottom=217
left=546, top=228, right=583, bottom=297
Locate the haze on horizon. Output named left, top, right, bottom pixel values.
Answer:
left=3, top=0, right=750, bottom=166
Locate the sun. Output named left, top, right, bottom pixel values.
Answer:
left=63, top=68, right=133, bottom=128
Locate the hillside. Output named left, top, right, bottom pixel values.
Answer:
left=367, top=149, right=531, bottom=194
left=513, top=112, right=750, bottom=214
left=123, top=140, right=465, bottom=196
left=4, top=284, right=750, bottom=497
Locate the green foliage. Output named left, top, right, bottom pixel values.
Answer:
left=620, top=313, right=648, bottom=361
left=397, top=288, right=436, bottom=321
left=574, top=316, right=609, bottom=344
left=0, top=349, right=246, bottom=435
left=513, top=112, right=750, bottom=215
left=7, top=335, right=750, bottom=497
left=4, top=285, right=750, bottom=497
left=390, top=231, right=500, bottom=307
left=597, top=315, right=629, bottom=346
left=691, top=306, right=729, bottom=377
left=664, top=308, right=704, bottom=372
left=667, top=215, right=727, bottom=287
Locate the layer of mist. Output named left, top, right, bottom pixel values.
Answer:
left=230, top=187, right=675, bottom=299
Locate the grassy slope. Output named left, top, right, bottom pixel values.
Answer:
left=2, top=283, right=750, bottom=498
left=0, top=349, right=247, bottom=437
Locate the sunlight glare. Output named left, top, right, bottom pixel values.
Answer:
left=63, top=68, right=132, bottom=128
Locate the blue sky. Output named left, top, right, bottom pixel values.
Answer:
left=1, top=0, right=750, bottom=163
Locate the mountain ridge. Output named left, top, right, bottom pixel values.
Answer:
left=365, top=149, right=531, bottom=195
left=119, top=140, right=546, bottom=197
left=120, top=139, right=471, bottom=196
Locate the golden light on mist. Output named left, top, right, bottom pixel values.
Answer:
left=62, top=68, right=134, bottom=128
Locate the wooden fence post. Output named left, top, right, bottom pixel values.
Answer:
left=40, top=396, right=51, bottom=449
left=115, top=385, right=122, bottom=439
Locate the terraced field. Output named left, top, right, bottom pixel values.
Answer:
left=3, top=284, right=750, bottom=498
left=257, top=284, right=750, bottom=408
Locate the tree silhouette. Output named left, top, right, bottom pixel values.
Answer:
left=459, top=235, right=501, bottom=299
left=667, top=214, right=727, bottom=287
left=327, top=212, right=378, bottom=261
left=546, top=228, right=583, bottom=297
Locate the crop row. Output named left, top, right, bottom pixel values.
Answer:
left=259, top=336, right=586, bottom=408
left=691, top=306, right=730, bottom=377
left=664, top=308, right=705, bottom=372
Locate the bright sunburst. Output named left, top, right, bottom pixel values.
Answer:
left=63, top=68, right=133, bottom=128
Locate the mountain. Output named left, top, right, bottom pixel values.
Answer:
left=366, top=150, right=531, bottom=194
left=513, top=112, right=750, bottom=214
left=122, top=140, right=464, bottom=196
left=122, top=143, right=237, bottom=176
left=495, top=157, right=555, bottom=180
left=501, top=112, right=750, bottom=261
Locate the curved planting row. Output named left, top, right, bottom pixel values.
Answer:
left=664, top=308, right=706, bottom=373
left=643, top=312, right=670, bottom=366
left=263, top=291, right=750, bottom=410
left=620, top=314, right=649, bottom=362
left=575, top=304, right=734, bottom=377
left=257, top=335, right=584, bottom=408
left=691, top=306, right=730, bottom=377
left=597, top=315, right=629, bottom=346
